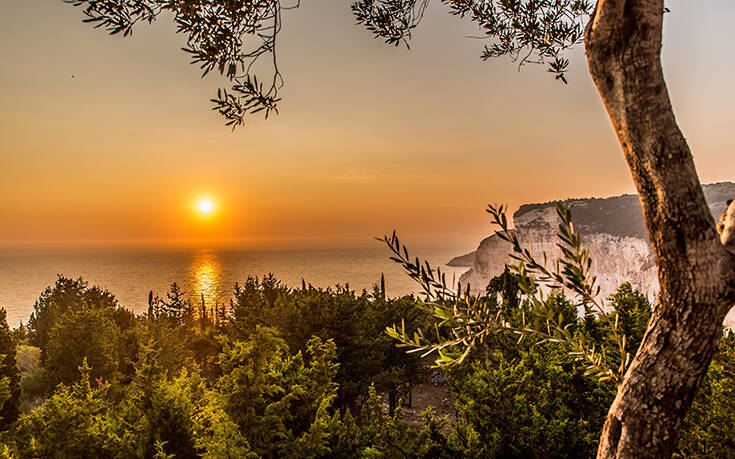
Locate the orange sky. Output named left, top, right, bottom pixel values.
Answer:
left=1, top=0, right=734, bottom=250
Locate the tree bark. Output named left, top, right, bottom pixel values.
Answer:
left=722, top=201, right=735, bottom=254
left=584, top=0, right=735, bottom=457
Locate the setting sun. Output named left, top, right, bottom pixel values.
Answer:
left=198, top=199, right=214, bottom=214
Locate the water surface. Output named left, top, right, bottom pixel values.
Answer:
left=0, top=245, right=468, bottom=327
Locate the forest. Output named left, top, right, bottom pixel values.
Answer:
left=0, top=270, right=731, bottom=458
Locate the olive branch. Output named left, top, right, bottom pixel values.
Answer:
left=381, top=202, right=632, bottom=385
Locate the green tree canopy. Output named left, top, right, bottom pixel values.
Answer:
left=45, top=308, right=122, bottom=387
left=0, top=308, right=20, bottom=431
left=28, top=276, right=119, bottom=360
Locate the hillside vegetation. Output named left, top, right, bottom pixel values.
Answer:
left=0, top=274, right=731, bottom=457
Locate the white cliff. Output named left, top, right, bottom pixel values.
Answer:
left=450, top=182, right=735, bottom=324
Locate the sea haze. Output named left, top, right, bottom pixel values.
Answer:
left=0, top=244, right=469, bottom=327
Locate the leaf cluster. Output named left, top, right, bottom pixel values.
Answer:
left=352, top=0, right=430, bottom=47
left=352, top=0, right=592, bottom=82
left=382, top=202, right=637, bottom=385
left=65, top=0, right=296, bottom=127
left=444, top=0, right=592, bottom=82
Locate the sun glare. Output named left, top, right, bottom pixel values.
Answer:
left=197, top=198, right=215, bottom=215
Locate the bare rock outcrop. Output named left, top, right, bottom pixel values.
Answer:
left=451, top=182, right=735, bottom=324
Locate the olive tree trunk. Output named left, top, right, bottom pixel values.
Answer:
left=584, top=0, right=735, bottom=457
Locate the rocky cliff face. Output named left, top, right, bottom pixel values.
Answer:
left=450, top=182, right=735, bottom=323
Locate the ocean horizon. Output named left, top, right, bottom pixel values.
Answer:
left=0, top=243, right=469, bottom=327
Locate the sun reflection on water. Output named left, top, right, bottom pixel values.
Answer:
left=189, top=250, right=225, bottom=316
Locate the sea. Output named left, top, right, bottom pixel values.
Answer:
left=0, top=244, right=469, bottom=327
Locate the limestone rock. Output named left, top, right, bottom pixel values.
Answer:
left=451, top=182, right=735, bottom=325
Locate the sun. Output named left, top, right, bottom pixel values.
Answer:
left=197, top=198, right=215, bottom=215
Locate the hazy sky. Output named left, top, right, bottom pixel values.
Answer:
left=1, top=1, right=734, bottom=250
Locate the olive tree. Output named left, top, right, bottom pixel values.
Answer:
left=57, top=0, right=735, bottom=457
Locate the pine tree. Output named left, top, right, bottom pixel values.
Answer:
left=159, top=283, right=194, bottom=325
